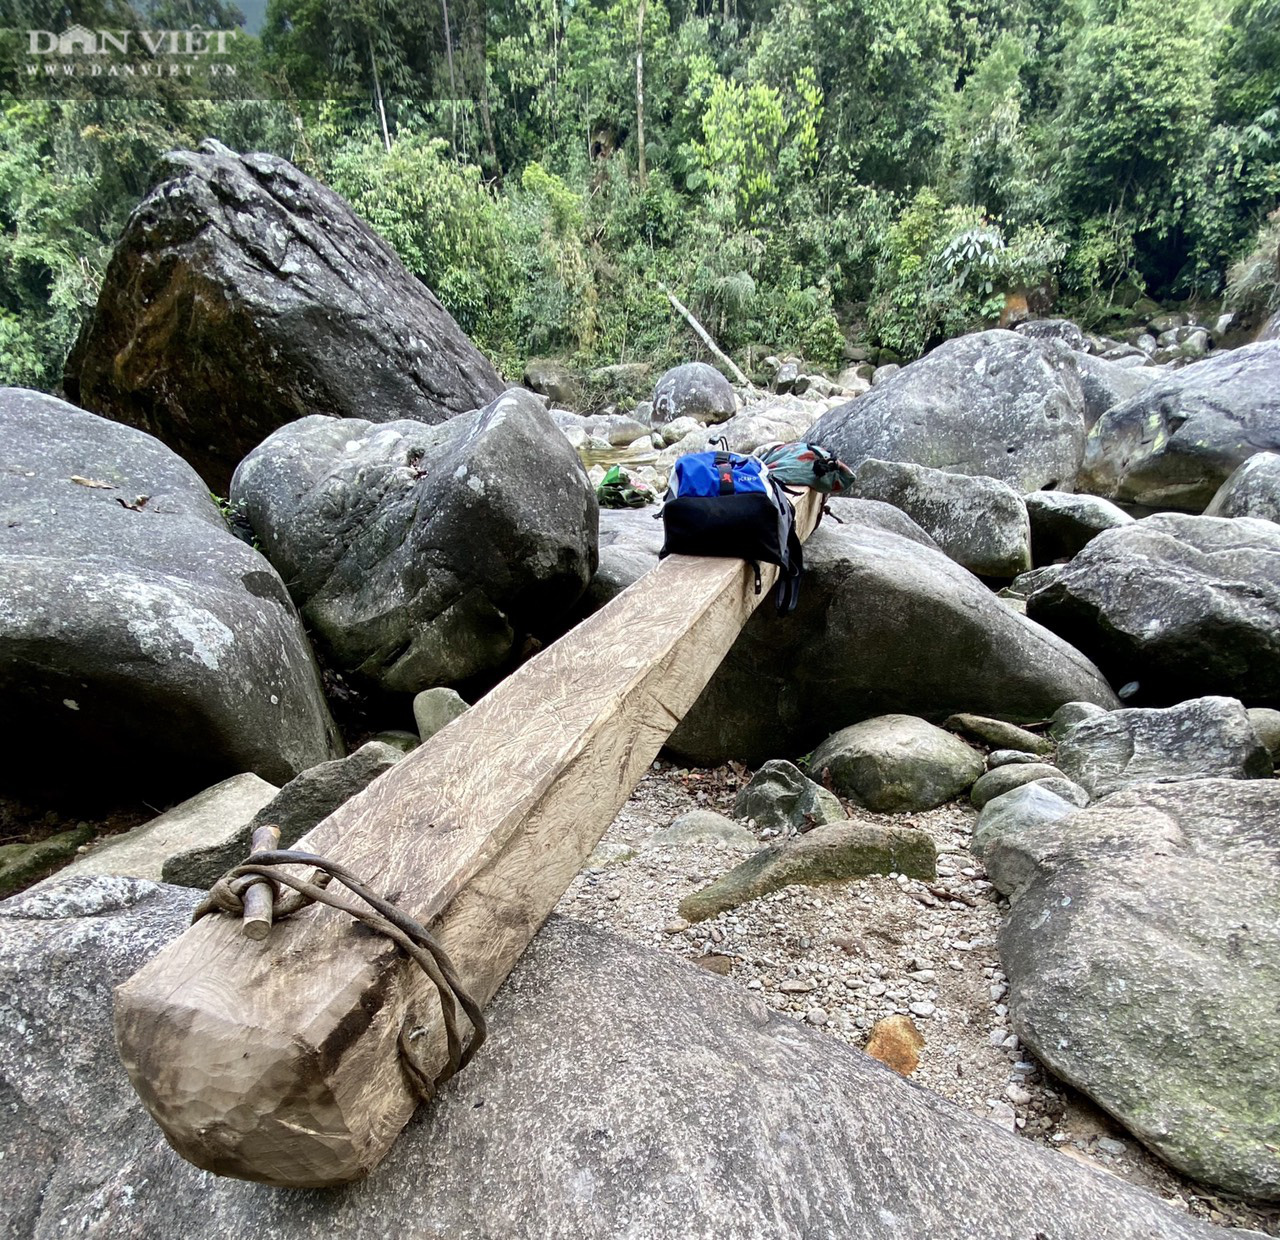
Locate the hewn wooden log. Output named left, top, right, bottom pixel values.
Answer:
left=113, top=491, right=821, bottom=1188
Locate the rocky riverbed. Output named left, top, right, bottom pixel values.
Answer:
left=557, top=760, right=1280, bottom=1237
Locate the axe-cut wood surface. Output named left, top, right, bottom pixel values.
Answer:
left=114, top=490, right=822, bottom=1188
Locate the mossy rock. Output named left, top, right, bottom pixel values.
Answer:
left=0, top=824, right=95, bottom=897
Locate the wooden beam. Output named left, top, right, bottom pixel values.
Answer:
left=114, top=491, right=822, bottom=1188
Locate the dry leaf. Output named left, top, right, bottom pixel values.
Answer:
left=70, top=475, right=115, bottom=490
left=115, top=494, right=151, bottom=512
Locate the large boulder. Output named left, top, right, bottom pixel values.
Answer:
left=1024, top=491, right=1134, bottom=565
left=983, top=779, right=1280, bottom=1199
left=1056, top=697, right=1272, bottom=798
left=231, top=389, right=598, bottom=694
left=1077, top=341, right=1280, bottom=511
left=65, top=140, right=504, bottom=491
left=0, top=877, right=1237, bottom=1239
left=1204, top=450, right=1280, bottom=522
left=849, top=459, right=1031, bottom=577
left=810, top=716, right=984, bottom=812
left=809, top=331, right=1088, bottom=492
left=586, top=501, right=1116, bottom=764
left=651, top=361, right=737, bottom=426
left=661, top=499, right=1118, bottom=763
left=0, top=389, right=341, bottom=798
left=1026, top=513, right=1280, bottom=707
left=1066, top=351, right=1161, bottom=428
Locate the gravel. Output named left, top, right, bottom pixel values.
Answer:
left=555, top=760, right=1279, bottom=1237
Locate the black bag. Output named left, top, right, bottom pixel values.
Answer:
left=658, top=449, right=803, bottom=614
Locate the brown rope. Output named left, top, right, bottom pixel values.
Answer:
left=193, top=848, right=487, bottom=1099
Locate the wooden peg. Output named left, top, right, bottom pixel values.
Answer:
left=241, top=824, right=281, bottom=941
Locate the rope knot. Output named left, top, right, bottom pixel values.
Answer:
left=194, top=846, right=486, bottom=1100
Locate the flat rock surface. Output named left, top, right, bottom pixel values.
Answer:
left=0, top=873, right=1248, bottom=1240
left=53, top=773, right=277, bottom=885
left=66, top=140, right=503, bottom=491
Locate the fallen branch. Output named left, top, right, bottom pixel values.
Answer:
left=926, top=884, right=978, bottom=908
left=659, top=282, right=751, bottom=387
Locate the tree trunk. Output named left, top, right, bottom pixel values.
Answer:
left=635, top=0, right=647, bottom=187
left=369, top=35, right=391, bottom=154
left=439, top=0, right=458, bottom=146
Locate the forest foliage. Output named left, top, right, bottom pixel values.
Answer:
left=1, top=0, right=1278, bottom=391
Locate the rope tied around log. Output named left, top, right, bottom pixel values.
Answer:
left=192, top=843, right=487, bottom=1100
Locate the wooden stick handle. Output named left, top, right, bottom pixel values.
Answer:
left=241, top=824, right=281, bottom=942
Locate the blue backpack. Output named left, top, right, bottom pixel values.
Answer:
left=658, top=448, right=804, bottom=614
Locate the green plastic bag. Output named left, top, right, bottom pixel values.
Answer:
left=596, top=464, right=656, bottom=509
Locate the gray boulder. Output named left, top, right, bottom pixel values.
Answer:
left=580, top=507, right=667, bottom=615
left=652, top=362, right=737, bottom=426
left=414, top=687, right=470, bottom=742
left=1259, top=309, right=1280, bottom=342
left=1066, top=351, right=1161, bottom=428
left=523, top=359, right=579, bottom=406
left=1249, top=706, right=1280, bottom=761
left=986, top=749, right=1043, bottom=767
left=849, top=459, right=1031, bottom=577
left=809, top=331, right=1088, bottom=492
left=943, top=713, right=1053, bottom=755
left=680, top=821, right=936, bottom=921
left=969, top=763, right=1073, bottom=810
left=1026, top=513, right=1280, bottom=707
left=1024, top=491, right=1134, bottom=565
left=589, top=501, right=1116, bottom=765
left=0, top=389, right=341, bottom=797
left=0, top=878, right=1237, bottom=1239
left=162, top=740, right=404, bottom=888
left=647, top=809, right=756, bottom=849
left=971, top=780, right=1083, bottom=858
left=1049, top=700, right=1109, bottom=739
left=231, top=389, right=598, bottom=694
left=552, top=409, right=650, bottom=448
left=1078, top=341, right=1280, bottom=511
left=1056, top=697, right=1272, bottom=798
left=64, top=140, right=503, bottom=492
left=810, top=716, right=985, bottom=812
left=665, top=499, right=1117, bottom=764
left=1204, top=451, right=1280, bottom=523
left=733, top=759, right=846, bottom=833
left=984, top=779, right=1280, bottom=1199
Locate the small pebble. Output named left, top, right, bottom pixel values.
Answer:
left=1004, top=1084, right=1032, bottom=1106
left=1096, top=1137, right=1128, bottom=1156
left=806, top=1007, right=829, bottom=1026
left=909, top=1001, right=936, bottom=1018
